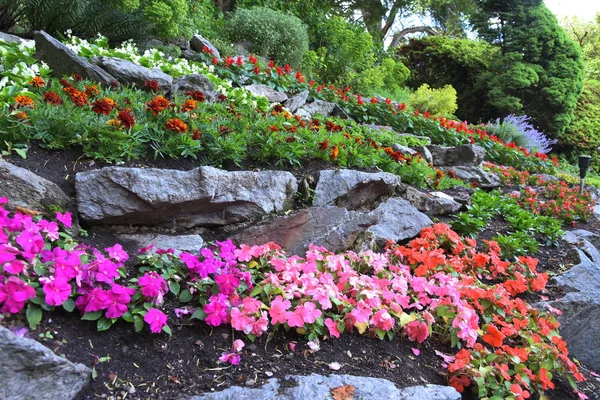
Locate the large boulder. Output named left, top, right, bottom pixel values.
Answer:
left=297, top=100, right=337, bottom=118
left=365, top=198, right=433, bottom=247
left=0, top=326, right=90, bottom=400
left=92, top=56, right=172, bottom=91
left=170, top=74, right=219, bottom=102
left=540, top=249, right=600, bottom=371
left=0, top=32, right=31, bottom=45
left=441, top=166, right=501, bottom=188
left=244, top=84, right=288, bottom=103
left=76, top=166, right=297, bottom=228
left=400, top=186, right=462, bottom=216
left=232, top=207, right=377, bottom=256
left=34, top=30, right=115, bottom=85
left=427, top=145, right=485, bottom=167
left=190, top=34, right=222, bottom=62
left=285, top=90, right=309, bottom=113
left=116, top=233, right=204, bottom=255
left=313, top=170, right=401, bottom=210
left=0, top=160, right=69, bottom=211
left=188, top=374, right=460, bottom=400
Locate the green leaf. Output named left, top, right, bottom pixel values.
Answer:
left=169, top=281, right=181, bottom=295
left=134, top=316, right=144, bottom=332
left=97, top=317, right=115, bottom=331
left=162, top=325, right=172, bottom=335
left=249, top=285, right=263, bottom=297
left=190, top=309, right=207, bottom=320
left=81, top=311, right=103, bottom=321
left=179, top=289, right=192, bottom=303
left=62, top=298, right=76, bottom=312
left=121, top=312, right=134, bottom=323
left=26, top=304, right=43, bottom=330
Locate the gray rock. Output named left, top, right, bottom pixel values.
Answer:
left=170, top=74, right=219, bottom=102
left=181, top=48, right=204, bottom=63
left=284, top=90, right=309, bottom=113
left=0, top=32, right=31, bottom=45
left=313, top=170, right=401, bottom=210
left=401, top=187, right=462, bottom=216
left=34, top=30, right=115, bottom=85
left=188, top=374, right=460, bottom=400
left=412, top=145, right=433, bottom=164
left=244, top=84, right=288, bottom=103
left=93, top=56, right=172, bottom=91
left=232, top=207, right=377, bottom=256
left=563, top=230, right=600, bottom=264
left=298, top=100, right=337, bottom=118
left=427, top=144, right=485, bottom=167
left=537, top=173, right=560, bottom=182
left=392, top=144, right=418, bottom=156
left=441, top=166, right=501, bottom=188
left=76, top=166, right=297, bottom=228
left=116, top=233, right=204, bottom=254
left=190, top=34, right=222, bottom=62
left=0, top=160, right=69, bottom=211
left=365, top=198, right=433, bottom=247
left=0, top=326, right=90, bottom=400
left=540, top=250, right=600, bottom=371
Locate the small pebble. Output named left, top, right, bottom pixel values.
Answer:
left=265, top=371, right=273, bottom=377
left=245, top=379, right=255, bottom=386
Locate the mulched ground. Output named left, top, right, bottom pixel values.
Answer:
left=3, top=146, right=600, bottom=399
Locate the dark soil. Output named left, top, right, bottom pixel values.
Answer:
left=3, top=148, right=600, bottom=400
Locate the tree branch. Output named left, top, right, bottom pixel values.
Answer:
left=389, top=25, right=437, bottom=48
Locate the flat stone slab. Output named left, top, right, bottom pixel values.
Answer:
left=441, top=166, right=501, bottom=188
left=116, top=233, right=204, bottom=254
left=188, top=374, right=460, bottom=400
left=0, top=326, right=90, bottom=400
left=76, top=166, right=297, bottom=228
left=93, top=56, right=173, bottom=90
left=427, top=144, right=485, bottom=167
left=365, top=198, right=433, bottom=246
left=244, top=84, right=288, bottom=103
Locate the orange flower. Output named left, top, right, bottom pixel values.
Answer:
left=85, top=85, right=99, bottom=97
left=14, top=111, right=28, bottom=120
left=43, top=92, right=64, bottom=105
left=165, top=118, right=188, bottom=133
left=181, top=99, right=198, bottom=113
left=91, top=97, right=116, bottom=115
left=318, top=139, right=329, bottom=151
left=146, top=96, right=170, bottom=115
left=106, top=119, right=122, bottom=127
left=482, top=324, right=505, bottom=347
left=117, top=108, right=135, bottom=129
left=192, top=129, right=202, bottom=140
left=29, top=76, right=45, bottom=87
left=15, top=95, right=34, bottom=108
left=269, top=125, right=279, bottom=132
left=330, top=145, right=339, bottom=160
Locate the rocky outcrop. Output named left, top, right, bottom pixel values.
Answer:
left=76, top=166, right=297, bottom=228
left=188, top=374, right=460, bottom=400
left=170, top=74, right=219, bottom=102
left=400, top=186, right=462, bottom=216
left=0, top=326, right=90, bottom=400
left=93, top=56, right=173, bottom=90
left=297, top=100, right=337, bottom=118
left=0, top=32, right=30, bottom=45
left=0, top=160, right=69, bottom=211
left=313, top=170, right=400, bottom=209
left=442, top=166, right=501, bottom=188
left=116, top=233, right=204, bottom=254
left=232, top=206, right=377, bottom=255
left=190, top=34, right=222, bottom=62
left=427, top=144, right=485, bottom=167
left=285, top=90, right=309, bottom=113
left=34, top=30, right=115, bottom=85
left=244, top=84, right=288, bottom=103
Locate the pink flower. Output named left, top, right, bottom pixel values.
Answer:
left=286, top=310, right=304, bottom=328
left=138, top=272, right=168, bottom=302
left=233, top=339, right=245, bottom=352
left=349, top=300, right=372, bottom=324
left=269, top=296, right=290, bottom=325
left=4, top=260, right=25, bottom=275
left=325, top=318, right=341, bottom=338
left=405, top=320, right=429, bottom=343
left=296, top=302, right=322, bottom=324
left=370, top=309, right=395, bottom=331
left=204, top=294, right=230, bottom=326
left=251, top=311, right=269, bottom=335
left=219, top=351, right=241, bottom=365
left=16, top=231, right=44, bottom=257
left=105, top=244, right=128, bottom=263
left=76, top=288, right=108, bottom=313
left=215, top=273, right=239, bottom=295
left=230, top=307, right=254, bottom=333
left=43, top=278, right=72, bottom=306
left=104, top=284, right=135, bottom=318
left=38, top=220, right=59, bottom=241
left=0, top=276, right=36, bottom=314
left=56, top=212, right=72, bottom=228
left=95, top=259, right=119, bottom=284
left=144, top=308, right=168, bottom=333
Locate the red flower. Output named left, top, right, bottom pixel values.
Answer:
left=144, top=80, right=160, bottom=92
left=145, top=96, right=170, bottom=115
left=284, top=64, right=291, bottom=73
left=91, top=97, right=116, bottom=115
left=276, top=66, right=283, bottom=76
left=318, top=139, right=329, bottom=151
left=449, top=375, right=470, bottom=393
left=165, top=118, right=189, bottom=133
left=72, top=73, right=83, bottom=82
left=85, top=85, right=99, bottom=97
left=117, top=108, right=135, bottom=129
left=268, top=60, right=275, bottom=68
left=192, top=129, right=202, bottom=140
left=43, top=92, right=64, bottom=105
left=212, top=57, right=219, bottom=65
left=236, top=56, right=243, bottom=66
left=249, top=54, right=258, bottom=64
left=370, top=97, right=378, bottom=104
left=186, top=91, right=205, bottom=102
left=482, top=324, right=505, bottom=347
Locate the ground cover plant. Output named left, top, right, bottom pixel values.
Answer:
left=0, top=199, right=591, bottom=399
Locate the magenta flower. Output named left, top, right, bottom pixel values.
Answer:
left=0, top=276, right=36, bottom=314
left=15, top=231, right=44, bottom=257
left=76, top=288, right=108, bottom=313
left=56, top=212, right=72, bottom=228
left=204, top=294, right=230, bottom=326
left=95, top=259, right=119, bottom=283
left=269, top=296, right=290, bottom=325
left=138, top=272, right=168, bottom=301
left=43, top=278, right=72, bottom=306
left=144, top=308, right=168, bottom=333
left=104, top=284, right=135, bottom=318
left=4, top=260, right=25, bottom=275
left=38, top=220, right=59, bottom=241
left=214, top=273, right=239, bottom=295
left=219, top=351, right=241, bottom=365
left=105, top=244, right=129, bottom=263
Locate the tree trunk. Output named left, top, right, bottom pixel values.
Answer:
left=390, top=26, right=437, bottom=48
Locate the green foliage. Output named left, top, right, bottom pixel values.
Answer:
left=561, top=16, right=600, bottom=81
left=409, top=83, right=458, bottom=117
left=560, top=79, right=600, bottom=172
left=399, top=36, right=497, bottom=122
left=223, top=7, right=309, bottom=69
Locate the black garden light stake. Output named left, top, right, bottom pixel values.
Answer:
left=579, top=155, right=592, bottom=195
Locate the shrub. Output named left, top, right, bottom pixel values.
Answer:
left=223, top=7, right=308, bottom=69
left=485, top=114, right=557, bottom=154
left=409, top=84, right=458, bottom=118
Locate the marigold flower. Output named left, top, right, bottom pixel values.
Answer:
left=91, top=97, right=116, bottom=115
left=43, top=91, right=64, bottom=105
left=117, top=108, right=135, bottom=129
left=186, top=90, right=205, bottom=102
left=85, top=85, right=99, bottom=97
left=29, top=76, right=45, bottom=87
left=269, top=125, right=279, bottom=132
left=144, top=79, right=160, bottom=92
left=146, top=96, right=170, bottom=115
left=14, top=111, right=28, bottom=120
left=192, top=129, right=202, bottom=140
left=72, top=73, right=83, bottom=82
left=330, top=145, right=339, bottom=160
left=165, top=118, right=188, bottom=133
left=318, top=139, right=329, bottom=151
left=15, top=95, right=34, bottom=108
left=181, top=99, right=198, bottom=113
